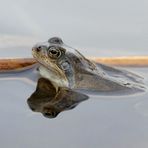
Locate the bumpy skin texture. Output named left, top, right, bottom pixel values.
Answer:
left=32, top=37, right=146, bottom=94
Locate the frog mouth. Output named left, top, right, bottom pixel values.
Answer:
left=32, top=50, right=69, bottom=87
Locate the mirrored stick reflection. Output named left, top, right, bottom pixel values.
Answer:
left=27, top=78, right=89, bottom=119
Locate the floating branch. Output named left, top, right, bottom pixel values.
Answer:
left=0, top=56, right=148, bottom=72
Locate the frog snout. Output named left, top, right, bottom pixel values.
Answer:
left=32, top=45, right=42, bottom=53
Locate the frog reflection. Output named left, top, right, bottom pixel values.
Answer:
left=27, top=78, right=88, bottom=118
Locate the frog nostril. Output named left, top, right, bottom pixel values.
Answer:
left=36, top=46, right=42, bottom=52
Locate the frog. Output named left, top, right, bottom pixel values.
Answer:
left=32, top=37, right=146, bottom=95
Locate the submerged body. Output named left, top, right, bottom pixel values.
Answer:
left=32, top=37, right=146, bottom=95
left=28, top=78, right=88, bottom=118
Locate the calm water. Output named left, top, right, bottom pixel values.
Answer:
left=0, top=67, right=148, bottom=148
left=0, top=0, right=148, bottom=147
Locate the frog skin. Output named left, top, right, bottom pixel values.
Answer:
left=27, top=78, right=88, bottom=118
left=32, top=37, right=146, bottom=95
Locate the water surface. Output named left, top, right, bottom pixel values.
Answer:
left=0, top=0, right=148, bottom=147
left=0, top=67, right=148, bottom=148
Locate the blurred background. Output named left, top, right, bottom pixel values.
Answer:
left=1, top=1, right=148, bottom=148
left=0, top=0, right=148, bottom=58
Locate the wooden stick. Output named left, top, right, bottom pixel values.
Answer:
left=90, top=56, right=148, bottom=67
left=0, top=58, right=37, bottom=72
left=0, top=56, right=148, bottom=72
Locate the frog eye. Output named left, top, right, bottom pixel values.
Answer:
left=48, top=46, right=61, bottom=59
left=48, top=37, right=63, bottom=45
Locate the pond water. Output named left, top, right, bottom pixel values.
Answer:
left=1, top=0, right=148, bottom=147
left=0, top=64, right=148, bottom=148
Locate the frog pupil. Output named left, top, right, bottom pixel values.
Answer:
left=51, top=50, right=57, bottom=54
left=48, top=47, right=61, bottom=58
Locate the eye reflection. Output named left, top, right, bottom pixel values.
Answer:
left=27, top=78, right=88, bottom=119
left=43, top=112, right=55, bottom=118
